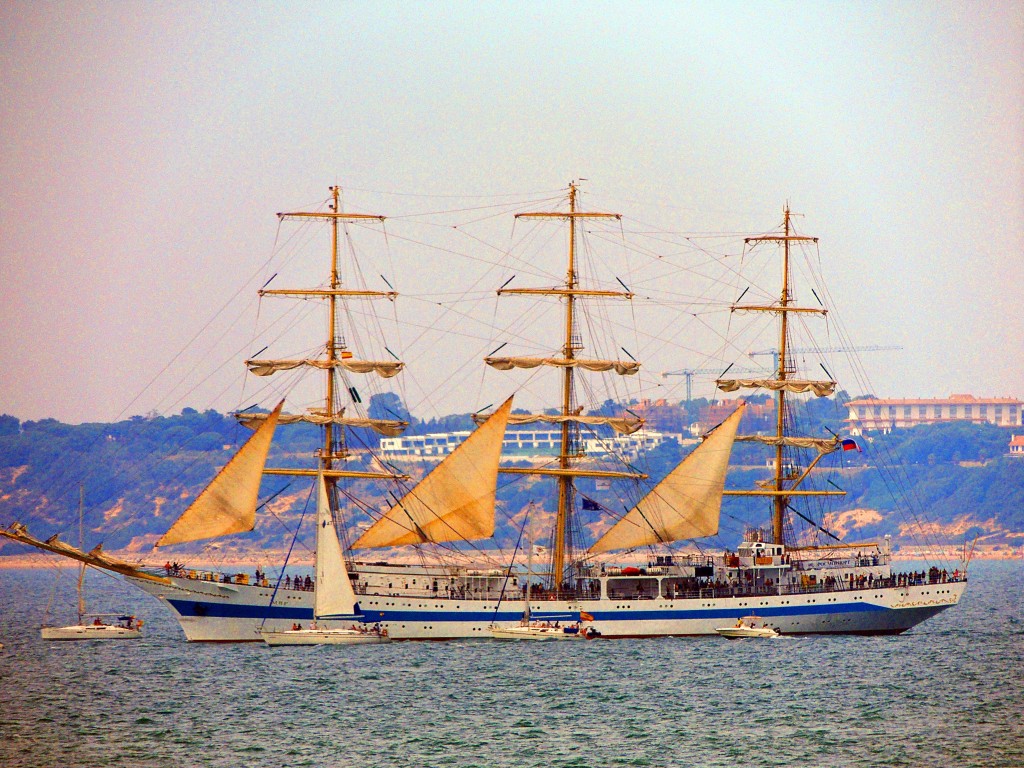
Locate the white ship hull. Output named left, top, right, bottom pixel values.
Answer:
left=128, top=573, right=966, bottom=642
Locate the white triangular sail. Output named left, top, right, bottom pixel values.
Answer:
left=157, top=401, right=284, bottom=547
left=313, top=473, right=359, bottom=619
left=589, top=405, right=745, bottom=554
left=351, top=396, right=514, bottom=549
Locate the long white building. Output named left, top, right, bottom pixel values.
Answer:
left=380, top=428, right=680, bottom=460
left=846, top=393, right=1023, bottom=433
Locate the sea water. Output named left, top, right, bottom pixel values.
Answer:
left=0, top=560, right=1021, bottom=768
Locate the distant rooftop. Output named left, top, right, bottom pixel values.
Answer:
left=847, top=394, right=1022, bottom=406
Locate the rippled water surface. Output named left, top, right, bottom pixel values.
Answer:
left=1, top=561, right=1021, bottom=767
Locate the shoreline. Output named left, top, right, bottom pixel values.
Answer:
left=1, top=546, right=1019, bottom=570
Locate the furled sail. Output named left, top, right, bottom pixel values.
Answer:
left=588, top=405, right=745, bottom=554
left=717, top=378, right=835, bottom=397
left=472, top=412, right=644, bottom=435
left=735, top=435, right=840, bottom=454
left=312, top=472, right=359, bottom=619
left=237, top=408, right=407, bottom=437
left=156, top=401, right=284, bottom=547
left=485, top=356, right=640, bottom=376
left=246, top=358, right=404, bottom=378
left=351, top=397, right=514, bottom=549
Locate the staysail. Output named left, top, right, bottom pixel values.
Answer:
left=312, top=472, right=359, bottom=619
left=588, top=404, right=746, bottom=554
left=351, top=396, right=514, bottom=549
left=156, top=400, right=284, bottom=547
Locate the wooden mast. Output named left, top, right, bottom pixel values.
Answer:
left=773, top=204, right=792, bottom=544
left=76, top=484, right=85, bottom=624
left=500, top=183, right=631, bottom=589
left=554, top=183, right=578, bottom=589
left=326, top=186, right=340, bottom=474
left=257, top=189, right=408, bottom=482
left=730, top=205, right=838, bottom=545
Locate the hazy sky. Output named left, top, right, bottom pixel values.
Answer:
left=2, top=1, right=1021, bottom=424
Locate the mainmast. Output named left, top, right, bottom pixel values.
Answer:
left=719, top=204, right=842, bottom=545
left=76, top=485, right=85, bottom=623
left=245, top=186, right=409, bottom=487
left=773, top=205, right=796, bottom=543
left=489, top=183, right=643, bottom=588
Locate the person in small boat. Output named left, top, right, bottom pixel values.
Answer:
left=93, top=617, right=103, bottom=626
left=735, top=618, right=743, bottom=628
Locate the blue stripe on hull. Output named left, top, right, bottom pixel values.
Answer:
left=168, top=599, right=887, bottom=623
left=167, top=599, right=314, bottom=621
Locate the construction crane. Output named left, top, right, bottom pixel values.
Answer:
left=661, top=366, right=763, bottom=404
left=747, top=345, right=902, bottom=373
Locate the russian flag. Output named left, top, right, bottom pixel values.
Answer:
left=841, top=438, right=862, bottom=452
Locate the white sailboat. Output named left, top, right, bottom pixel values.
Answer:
left=40, top=615, right=142, bottom=641
left=489, top=517, right=596, bottom=641
left=260, top=472, right=388, bottom=646
left=41, top=487, right=143, bottom=641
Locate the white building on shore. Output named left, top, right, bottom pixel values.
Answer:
left=846, top=394, right=1023, bottom=434
left=380, top=428, right=681, bottom=460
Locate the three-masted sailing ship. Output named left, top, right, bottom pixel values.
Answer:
left=2, top=187, right=966, bottom=640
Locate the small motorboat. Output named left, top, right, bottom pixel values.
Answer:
left=715, top=615, right=779, bottom=639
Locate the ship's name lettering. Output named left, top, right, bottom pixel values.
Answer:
left=897, top=599, right=952, bottom=608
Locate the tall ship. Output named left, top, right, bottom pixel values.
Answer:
left=2, top=186, right=966, bottom=640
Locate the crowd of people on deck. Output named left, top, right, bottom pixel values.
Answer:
left=157, top=559, right=964, bottom=602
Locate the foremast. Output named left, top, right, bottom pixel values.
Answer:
left=489, top=183, right=643, bottom=588
left=718, top=205, right=842, bottom=545
left=246, top=186, right=409, bottom=488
